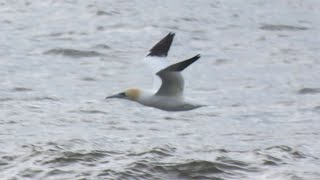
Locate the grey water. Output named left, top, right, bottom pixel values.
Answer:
left=1, top=0, right=320, bottom=179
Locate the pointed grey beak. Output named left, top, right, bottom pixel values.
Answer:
left=105, top=92, right=126, bottom=99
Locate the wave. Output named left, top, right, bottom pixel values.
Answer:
left=44, top=48, right=103, bottom=58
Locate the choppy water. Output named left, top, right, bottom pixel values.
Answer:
left=1, top=0, right=320, bottom=179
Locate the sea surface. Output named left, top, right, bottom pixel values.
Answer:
left=1, top=0, right=320, bottom=179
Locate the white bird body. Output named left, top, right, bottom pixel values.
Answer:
left=136, top=91, right=202, bottom=111
left=106, top=32, right=204, bottom=111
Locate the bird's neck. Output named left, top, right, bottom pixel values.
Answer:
left=133, top=90, right=154, bottom=105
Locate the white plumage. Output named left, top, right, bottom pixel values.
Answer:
left=106, top=32, right=204, bottom=111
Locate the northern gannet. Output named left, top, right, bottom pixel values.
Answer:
left=106, top=32, right=203, bottom=111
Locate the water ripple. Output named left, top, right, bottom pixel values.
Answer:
left=128, top=146, right=175, bottom=157
left=260, top=24, right=309, bottom=31
left=42, top=151, right=107, bottom=167
left=12, top=87, right=33, bottom=92
left=298, top=87, right=320, bottom=95
left=122, top=159, right=258, bottom=180
left=44, top=48, right=103, bottom=58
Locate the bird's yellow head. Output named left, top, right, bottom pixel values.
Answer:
left=124, top=88, right=141, bottom=100
left=106, top=88, right=141, bottom=101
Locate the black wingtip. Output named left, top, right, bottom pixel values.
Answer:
left=147, top=32, right=175, bottom=57
left=193, top=54, right=201, bottom=60
left=177, top=54, right=201, bottom=71
left=157, top=54, right=201, bottom=74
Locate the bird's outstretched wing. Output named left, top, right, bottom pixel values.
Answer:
left=155, top=54, right=201, bottom=97
left=147, top=32, right=175, bottom=57
left=143, top=32, right=175, bottom=91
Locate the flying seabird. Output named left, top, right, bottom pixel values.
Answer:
left=106, top=32, right=204, bottom=111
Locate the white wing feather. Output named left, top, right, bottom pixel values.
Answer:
left=143, top=56, right=168, bottom=92
left=142, top=32, right=175, bottom=92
